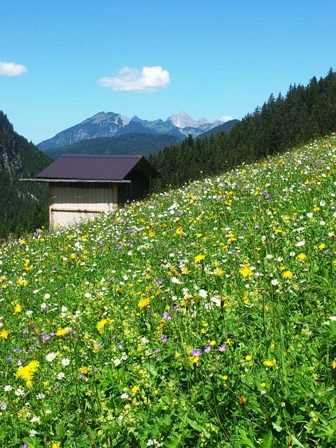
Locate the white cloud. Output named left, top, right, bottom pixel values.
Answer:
left=99, top=66, right=170, bottom=92
left=0, top=61, right=27, bottom=76
left=221, top=115, right=233, bottom=122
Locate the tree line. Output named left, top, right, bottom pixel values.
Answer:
left=149, top=69, right=336, bottom=190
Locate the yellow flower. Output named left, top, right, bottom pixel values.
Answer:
left=189, top=356, right=200, bottom=364
left=297, top=253, right=307, bottom=261
left=52, top=443, right=61, bottom=448
left=176, top=226, right=184, bottom=235
left=209, top=340, right=216, bottom=346
left=239, top=395, right=247, bottom=405
left=14, top=304, right=22, bottom=314
left=239, top=265, right=252, bottom=277
left=332, top=361, right=336, bottom=369
left=222, top=375, right=228, bottom=381
left=138, top=298, right=150, bottom=309
left=16, top=360, right=39, bottom=388
left=96, top=319, right=108, bottom=333
left=214, top=267, right=224, bottom=276
left=56, top=328, right=68, bottom=337
left=319, top=243, right=326, bottom=250
left=245, top=355, right=252, bottom=361
left=264, top=359, right=276, bottom=367
left=282, top=270, right=293, bottom=278
left=182, top=266, right=190, bottom=275
left=0, top=329, right=10, bottom=339
left=131, top=385, right=140, bottom=394
left=194, top=254, right=205, bottom=263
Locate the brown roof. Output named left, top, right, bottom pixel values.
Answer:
left=37, top=154, right=160, bottom=181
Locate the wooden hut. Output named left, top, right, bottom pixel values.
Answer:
left=24, top=154, right=161, bottom=229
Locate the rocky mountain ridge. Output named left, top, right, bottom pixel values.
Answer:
left=38, top=111, right=232, bottom=151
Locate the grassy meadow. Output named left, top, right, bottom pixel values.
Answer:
left=0, top=135, right=336, bottom=447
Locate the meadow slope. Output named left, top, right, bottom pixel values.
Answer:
left=0, top=135, right=335, bottom=447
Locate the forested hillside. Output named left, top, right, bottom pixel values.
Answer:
left=0, top=112, right=52, bottom=239
left=150, top=69, right=336, bottom=189
left=44, top=133, right=181, bottom=160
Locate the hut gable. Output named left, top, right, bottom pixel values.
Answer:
left=34, top=154, right=160, bottom=229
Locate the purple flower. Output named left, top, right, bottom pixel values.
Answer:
left=153, top=348, right=160, bottom=354
left=218, top=344, right=227, bottom=352
left=191, top=349, right=203, bottom=357
left=21, top=444, right=29, bottom=448
left=13, top=348, right=23, bottom=353
left=161, top=335, right=168, bottom=344
left=162, top=312, right=172, bottom=321
left=118, top=343, right=124, bottom=349
left=204, top=344, right=212, bottom=353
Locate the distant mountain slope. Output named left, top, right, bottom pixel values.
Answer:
left=0, top=111, right=52, bottom=236
left=196, top=119, right=239, bottom=138
left=37, top=111, right=228, bottom=151
left=45, top=133, right=181, bottom=160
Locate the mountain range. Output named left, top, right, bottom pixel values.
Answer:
left=37, top=111, right=237, bottom=152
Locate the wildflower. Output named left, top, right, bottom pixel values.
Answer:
left=218, top=344, right=227, bottom=352
left=56, top=328, right=68, bottom=336
left=131, top=385, right=140, bottom=394
left=222, top=375, right=228, bottom=381
left=297, top=253, right=307, bottom=260
left=198, top=289, right=208, bottom=298
left=114, top=359, right=121, bottom=367
left=121, top=393, right=129, bottom=400
left=29, top=429, right=38, bottom=437
left=245, top=355, right=252, bottom=361
left=57, top=372, right=66, bottom=380
left=16, top=360, right=39, bottom=388
left=239, top=395, right=247, bottom=405
left=4, top=385, right=12, bottom=392
left=0, top=401, right=7, bottom=410
left=30, top=416, right=40, bottom=423
left=282, top=270, right=293, bottom=278
left=46, top=352, right=57, bottom=362
left=189, top=356, right=200, bottom=364
left=209, top=340, right=216, bottom=346
left=332, top=361, right=336, bottom=369
left=194, top=254, right=205, bottom=263
left=161, top=335, right=168, bottom=343
left=162, top=312, right=172, bottom=320
left=14, top=304, right=22, bottom=314
left=15, top=388, right=25, bottom=396
left=138, top=298, right=150, bottom=309
left=61, top=358, right=70, bottom=366
left=271, top=279, right=279, bottom=286
left=191, top=349, right=203, bottom=356
left=264, top=359, right=276, bottom=367
left=36, top=393, right=45, bottom=399
left=52, top=443, right=61, bottom=448
left=239, top=265, right=252, bottom=277
left=0, top=329, right=10, bottom=339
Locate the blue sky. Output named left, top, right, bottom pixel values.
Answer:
left=1, top=0, right=335, bottom=144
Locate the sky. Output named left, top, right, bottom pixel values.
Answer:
left=1, top=0, right=335, bottom=145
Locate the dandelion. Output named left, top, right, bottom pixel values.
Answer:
left=16, top=360, right=39, bottom=388
left=245, top=355, right=252, bottom=361
left=282, top=270, right=293, bottom=278
left=56, top=328, right=68, bottom=336
left=297, top=253, right=307, bottom=260
left=194, top=254, right=205, bottom=263
left=138, top=298, right=150, bottom=309
left=264, top=359, right=276, bottom=367
left=331, top=361, right=336, bottom=369
left=0, top=329, right=10, bottom=339
left=239, top=265, right=252, bottom=277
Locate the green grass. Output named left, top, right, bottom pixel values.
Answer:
left=0, top=134, right=335, bottom=447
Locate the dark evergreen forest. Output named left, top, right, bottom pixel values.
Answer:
left=149, top=69, right=336, bottom=190
left=0, top=111, right=52, bottom=240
